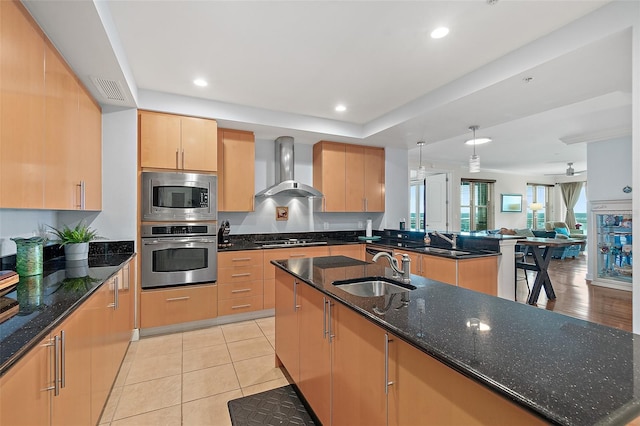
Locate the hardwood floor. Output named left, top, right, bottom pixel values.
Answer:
left=515, top=252, right=633, bottom=332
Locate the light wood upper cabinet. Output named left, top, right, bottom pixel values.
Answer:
left=345, top=144, right=365, bottom=211
left=139, top=110, right=217, bottom=172
left=313, top=141, right=385, bottom=212
left=44, top=41, right=79, bottom=210
left=313, top=141, right=346, bottom=212
left=0, top=0, right=101, bottom=211
left=363, top=147, right=385, bottom=212
left=78, top=85, right=102, bottom=211
left=0, top=0, right=45, bottom=209
left=217, top=128, right=255, bottom=211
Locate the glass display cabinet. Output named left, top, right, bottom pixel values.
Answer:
left=589, top=200, right=632, bottom=290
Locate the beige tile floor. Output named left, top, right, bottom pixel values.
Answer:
left=99, top=317, right=289, bottom=426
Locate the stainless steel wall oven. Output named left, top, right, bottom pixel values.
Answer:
left=141, top=223, right=217, bottom=289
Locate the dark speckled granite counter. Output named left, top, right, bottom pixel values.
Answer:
left=273, top=256, right=640, bottom=426
left=0, top=244, right=135, bottom=377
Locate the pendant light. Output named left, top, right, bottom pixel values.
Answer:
left=468, top=125, right=480, bottom=173
left=416, top=141, right=426, bottom=180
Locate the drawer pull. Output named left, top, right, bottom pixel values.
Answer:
left=231, top=273, right=251, bottom=278
left=166, top=296, right=190, bottom=301
left=289, top=254, right=306, bottom=258
left=232, top=257, right=252, bottom=262
left=232, top=304, right=251, bottom=309
left=231, top=288, right=251, bottom=293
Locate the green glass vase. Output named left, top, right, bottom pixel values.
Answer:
left=11, top=237, right=45, bottom=276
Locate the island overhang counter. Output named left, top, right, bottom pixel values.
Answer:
left=273, top=255, right=640, bottom=426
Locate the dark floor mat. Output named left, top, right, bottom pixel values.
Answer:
left=227, top=385, right=316, bottom=426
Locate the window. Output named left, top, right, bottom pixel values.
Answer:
left=461, top=180, right=493, bottom=231
left=574, top=185, right=587, bottom=234
left=526, top=184, right=551, bottom=229
left=409, top=179, right=425, bottom=230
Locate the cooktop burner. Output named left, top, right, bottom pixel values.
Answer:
left=255, top=239, right=328, bottom=248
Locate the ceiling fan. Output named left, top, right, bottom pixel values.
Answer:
left=545, top=162, right=586, bottom=177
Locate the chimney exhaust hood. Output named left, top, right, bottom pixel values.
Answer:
left=255, top=136, right=324, bottom=198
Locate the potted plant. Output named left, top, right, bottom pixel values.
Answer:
left=48, top=222, right=102, bottom=261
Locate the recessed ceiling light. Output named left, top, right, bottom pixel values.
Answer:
left=430, top=27, right=449, bottom=39
left=193, top=79, right=208, bottom=87
left=335, top=104, right=347, bottom=112
left=465, top=137, right=492, bottom=145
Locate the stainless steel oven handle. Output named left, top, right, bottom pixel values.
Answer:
left=143, top=238, right=216, bottom=245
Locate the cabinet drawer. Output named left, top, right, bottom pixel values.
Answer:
left=218, top=251, right=263, bottom=268
left=140, top=284, right=217, bottom=328
left=218, top=264, right=264, bottom=282
left=218, top=295, right=264, bottom=316
left=218, top=281, right=263, bottom=300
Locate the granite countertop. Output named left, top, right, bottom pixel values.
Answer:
left=219, top=233, right=499, bottom=259
left=0, top=253, right=135, bottom=376
left=273, top=256, right=640, bottom=426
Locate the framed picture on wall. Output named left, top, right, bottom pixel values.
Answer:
left=501, top=194, right=522, bottom=212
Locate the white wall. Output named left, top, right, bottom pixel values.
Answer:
left=446, top=168, right=557, bottom=232
left=587, top=136, right=632, bottom=202
left=0, top=210, right=56, bottom=256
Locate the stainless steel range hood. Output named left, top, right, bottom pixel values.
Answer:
left=255, top=136, right=323, bottom=198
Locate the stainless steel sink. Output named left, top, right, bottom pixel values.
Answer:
left=333, top=277, right=416, bottom=297
left=422, top=247, right=470, bottom=256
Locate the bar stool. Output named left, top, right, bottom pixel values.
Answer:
left=515, top=251, right=530, bottom=301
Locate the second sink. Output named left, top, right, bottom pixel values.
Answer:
left=333, top=276, right=416, bottom=297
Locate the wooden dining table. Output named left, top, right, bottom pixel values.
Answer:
left=515, top=237, right=584, bottom=305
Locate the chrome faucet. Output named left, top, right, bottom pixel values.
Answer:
left=433, top=231, right=457, bottom=249
left=372, top=252, right=411, bottom=283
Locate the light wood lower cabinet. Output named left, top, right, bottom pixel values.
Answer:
left=422, top=255, right=498, bottom=296
left=297, top=283, right=331, bottom=426
left=218, top=250, right=264, bottom=316
left=1, top=264, right=132, bottom=426
left=275, top=268, right=534, bottom=425
left=264, top=246, right=331, bottom=310
left=331, top=296, right=387, bottom=426
left=140, top=283, right=217, bottom=328
left=274, top=268, right=300, bottom=382
left=387, top=335, right=544, bottom=426
left=329, top=244, right=365, bottom=261
left=0, top=333, right=52, bottom=426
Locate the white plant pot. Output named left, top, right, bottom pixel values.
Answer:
left=64, top=242, right=89, bottom=261
left=65, top=259, right=89, bottom=278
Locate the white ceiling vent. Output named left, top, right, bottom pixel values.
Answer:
left=90, top=76, right=129, bottom=104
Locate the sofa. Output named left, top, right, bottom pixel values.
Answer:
left=544, top=221, right=587, bottom=241
left=512, top=228, right=583, bottom=260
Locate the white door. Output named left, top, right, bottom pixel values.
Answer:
left=425, top=173, right=448, bottom=231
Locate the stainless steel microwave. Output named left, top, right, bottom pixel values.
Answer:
left=142, top=171, right=217, bottom=222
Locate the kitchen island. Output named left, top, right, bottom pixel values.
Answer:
left=274, top=255, right=640, bottom=425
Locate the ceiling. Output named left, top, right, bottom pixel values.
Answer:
left=22, top=0, right=634, bottom=177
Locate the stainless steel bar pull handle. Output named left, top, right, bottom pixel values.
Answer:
left=176, top=149, right=179, bottom=169
left=166, top=296, right=190, bottom=301
left=60, top=330, right=66, bottom=389
left=181, top=149, right=185, bottom=169
left=293, top=280, right=301, bottom=310
left=231, top=273, right=251, bottom=278
left=53, top=335, right=60, bottom=396
left=322, top=297, right=328, bottom=339
left=80, top=180, right=86, bottom=210
left=385, top=333, right=393, bottom=394
left=231, top=288, right=251, bottom=293
left=328, top=301, right=334, bottom=342
left=114, top=276, right=119, bottom=310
